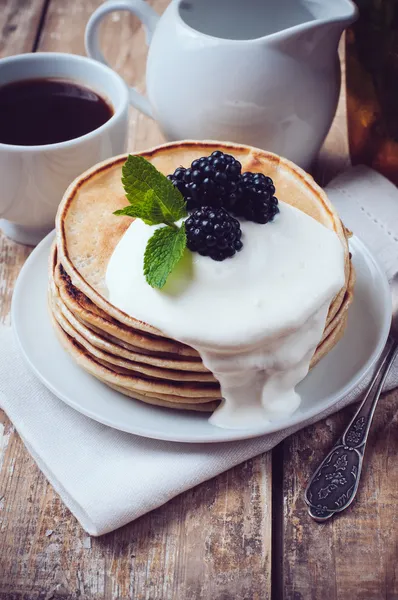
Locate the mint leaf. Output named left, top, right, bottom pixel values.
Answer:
left=121, top=155, right=187, bottom=226
left=144, top=224, right=187, bottom=289
left=113, top=205, right=154, bottom=221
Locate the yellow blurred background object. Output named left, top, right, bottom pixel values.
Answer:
left=346, top=0, right=398, bottom=185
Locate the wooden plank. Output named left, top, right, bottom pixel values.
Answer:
left=0, top=0, right=46, bottom=591
left=0, top=453, right=272, bottom=599
left=281, top=40, right=398, bottom=599
left=0, top=1, right=273, bottom=598
left=0, top=234, right=31, bottom=326
left=281, top=396, right=398, bottom=600
left=0, top=0, right=47, bottom=58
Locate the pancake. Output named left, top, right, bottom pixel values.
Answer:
left=49, top=293, right=349, bottom=411
left=55, top=141, right=351, bottom=335
left=50, top=289, right=215, bottom=383
left=310, top=311, right=348, bottom=368
left=105, top=385, right=219, bottom=412
left=50, top=233, right=353, bottom=354
left=321, top=261, right=355, bottom=341
left=55, top=253, right=351, bottom=355
left=50, top=262, right=355, bottom=381
left=48, top=263, right=353, bottom=413
left=54, top=247, right=352, bottom=353
left=50, top=140, right=354, bottom=415
left=50, top=243, right=208, bottom=370
left=49, top=260, right=354, bottom=414
left=51, top=248, right=198, bottom=358
left=50, top=313, right=221, bottom=400
left=53, top=249, right=353, bottom=360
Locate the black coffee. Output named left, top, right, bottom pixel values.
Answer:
left=0, top=78, right=113, bottom=146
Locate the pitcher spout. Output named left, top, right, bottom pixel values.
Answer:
left=308, top=0, right=358, bottom=31
left=270, top=0, right=357, bottom=38
left=268, top=0, right=358, bottom=60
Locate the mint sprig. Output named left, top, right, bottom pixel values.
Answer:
left=115, top=155, right=188, bottom=289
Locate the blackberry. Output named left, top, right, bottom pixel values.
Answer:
left=185, top=206, right=243, bottom=261
left=233, top=172, right=279, bottom=224
left=167, top=150, right=242, bottom=212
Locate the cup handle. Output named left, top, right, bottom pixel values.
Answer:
left=85, top=0, right=159, bottom=118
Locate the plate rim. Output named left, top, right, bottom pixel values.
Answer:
left=11, top=230, right=392, bottom=443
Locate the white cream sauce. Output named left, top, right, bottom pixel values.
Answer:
left=106, top=201, right=345, bottom=429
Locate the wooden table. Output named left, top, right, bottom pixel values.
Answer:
left=0, top=2, right=397, bottom=598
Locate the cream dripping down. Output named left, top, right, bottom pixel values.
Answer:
left=106, top=201, right=345, bottom=429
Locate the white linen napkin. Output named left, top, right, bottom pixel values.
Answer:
left=1, top=165, right=397, bottom=536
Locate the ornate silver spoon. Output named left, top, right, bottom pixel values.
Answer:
left=304, top=272, right=398, bottom=522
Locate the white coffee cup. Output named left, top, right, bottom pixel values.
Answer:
left=0, top=52, right=129, bottom=245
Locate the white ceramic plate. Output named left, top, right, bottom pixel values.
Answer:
left=12, top=232, right=391, bottom=443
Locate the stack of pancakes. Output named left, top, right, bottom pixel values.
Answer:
left=49, top=141, right=355, bottom=413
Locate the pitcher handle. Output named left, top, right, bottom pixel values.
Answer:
left=85, top=0, right=159, bottom=118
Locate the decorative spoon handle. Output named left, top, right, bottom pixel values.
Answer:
left=304, top=340, right=397, bottom=522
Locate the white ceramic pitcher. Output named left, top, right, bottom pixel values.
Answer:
left=85, top=0, right=357, bottom=169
